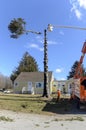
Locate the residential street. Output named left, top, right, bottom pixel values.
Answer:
left=0, top=110, right=86, bottom=130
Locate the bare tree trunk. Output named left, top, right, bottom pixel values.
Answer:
left=42, top=29, right=49, bottom=97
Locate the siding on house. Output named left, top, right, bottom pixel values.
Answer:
left=66, top=78, right=75, bottom=94
left=14, top=71, right=53, bottom=94
left=52, top=80, right=58, bottom=93
left=53, top=80, right=69, bottom=93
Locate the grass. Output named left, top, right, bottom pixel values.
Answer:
left=65, top=116, right=84, bottom=121
left=35, top=124, right=40, bottom=127
left=0, top=116, right=13, bottom=122
left=0, top=93, right=85, bottom=124
left=52, top=116, right=84, bottom=122
left=61, top=123, right=64, bottom=126
left=0, top=94, right=49, bottom=114
left=44, top=121, right=50, bottom=124
left=0, top=93, right=83, bottom=115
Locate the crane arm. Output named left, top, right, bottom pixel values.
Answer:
left=74, top=41, right=86, bottom=79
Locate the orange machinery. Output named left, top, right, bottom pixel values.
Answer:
left=74, top=41, right=86, bottom=79
left=72, top=41, right=86, bottom=101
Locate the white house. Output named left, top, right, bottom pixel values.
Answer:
left=14, top=71, right=54, bottom=94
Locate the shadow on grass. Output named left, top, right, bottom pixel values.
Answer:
left=42, top=98, right=86, bottom=115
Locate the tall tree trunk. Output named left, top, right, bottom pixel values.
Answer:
left=42, top=29, right=49, bottom=97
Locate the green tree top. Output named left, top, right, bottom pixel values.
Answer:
left=67, top=60, right=86, bottom=79
left=10, top=52, right=39, bottom=82
left=8, top=18, right=41, bottom=38
left=67, top=61, right=79, bottom=79
left=8, top=18, right=26, bottom=38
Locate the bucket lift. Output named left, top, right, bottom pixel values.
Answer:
left=70, top=41, right=86, bottom=102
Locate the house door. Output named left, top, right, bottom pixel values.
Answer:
left=68, top=83, right=71, bottom=94
left=28, top=82, right=34, bottom=94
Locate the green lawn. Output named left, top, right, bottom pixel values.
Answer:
left=0, top=93, right=72, bottom=115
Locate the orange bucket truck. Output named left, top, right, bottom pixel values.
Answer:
left=69, top=41, right=86, bottom=108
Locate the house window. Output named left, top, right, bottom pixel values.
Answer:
left=58, top=84, right=60, bottom=87
left=53, top=84, right=57, bottom=87
left=35, top=82, right=43, bottom=88
left=15, top=82, right=18, bottom=86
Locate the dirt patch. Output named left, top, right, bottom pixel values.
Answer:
left=42, top=98, right=86, bottom=115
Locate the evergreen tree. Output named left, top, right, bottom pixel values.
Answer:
left=8, top=18, right=26, bottom=38
left=10, top=52, right=39, bottom=82
left=8, top=18, right=41, bottom=38
left=67, top=60, right=86, bottom=79
left=83, top=68, right=86, bottom=76
left=67, top=61, right=78, bottom=79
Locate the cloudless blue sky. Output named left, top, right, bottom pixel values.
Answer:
left=0, top=0, right=86, bottom=80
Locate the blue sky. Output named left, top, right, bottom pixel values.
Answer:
left=0, top=0, right=86, bottom=80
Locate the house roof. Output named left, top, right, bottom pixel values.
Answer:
left=14, top=71, right=53, bottom=82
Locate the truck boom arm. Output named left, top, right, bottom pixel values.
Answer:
left=74, top=41, right=86, bottom=79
